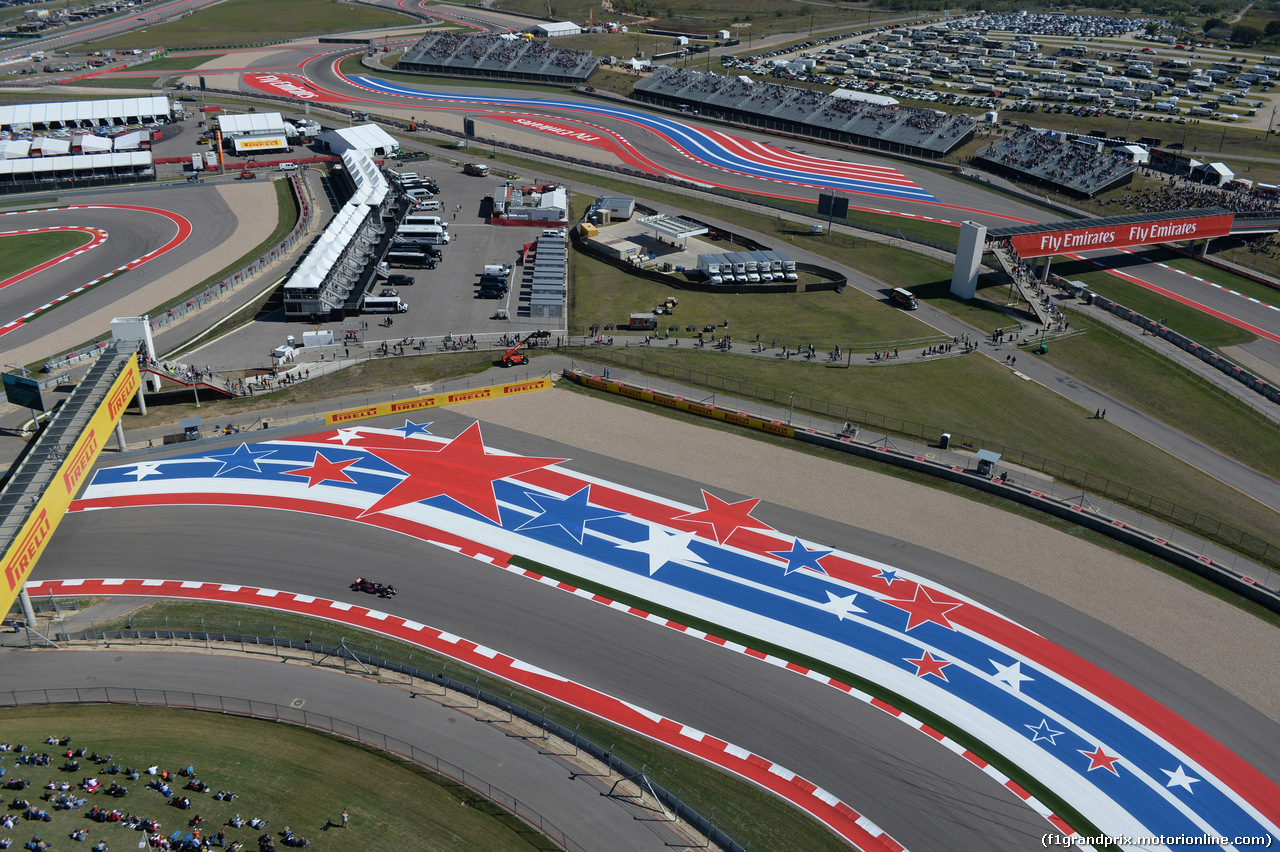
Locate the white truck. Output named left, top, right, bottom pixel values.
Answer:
left=696, top=254, right=723, bottom=283
left=363, top=296, right=407, bottom=313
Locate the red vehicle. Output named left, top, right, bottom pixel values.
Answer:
left=500, top=330, right=550, bottom=367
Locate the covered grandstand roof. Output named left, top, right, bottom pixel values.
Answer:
left=828, top=88, right=899, bottom=107
left=317, top=124, right=398, bottom=157
left=216, top=112, right=287, bottom=137
left=0, top=96, right=171, bottom=129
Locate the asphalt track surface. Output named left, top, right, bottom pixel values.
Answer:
left=36, top=408, right=1280, bottom=851
left=0, top=651, right=691, bottom=852
left=5, top=42, right=1278, bottom=850
left=0, top=188, right=238, bottom=357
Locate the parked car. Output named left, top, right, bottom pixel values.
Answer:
left=379, top=288, right=399, bottom=297
left=386, top=274, right=414, bottom=287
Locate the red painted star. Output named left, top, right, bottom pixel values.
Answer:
left=671, top=491, right=774, bottom=543
left=906, top=650, right=951, bottom=680
left=360, top=422, right=564, bottom=522
left=1080, top=746, right=1121, bottom=775
left=883, top=586, right=963, bottom=631
left=282, top=452, right=359, bottom=488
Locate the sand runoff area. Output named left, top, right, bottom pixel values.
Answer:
left=456, top=387, right=1280, bottom=723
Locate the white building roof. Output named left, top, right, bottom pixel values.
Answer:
left=216, top=112, right=287, bottom=137
left=828, top=88, right=900, bottom=106
left=317, top=124, right=398, bottom=157
left=531, top=21, right=581, bottom=36
left=77, top=134, right=112, bottom=153
left=0, top=151, right=152, bottom=176
left=0, top=97, right=170, bottom=128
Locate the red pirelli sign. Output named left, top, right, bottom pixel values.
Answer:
left=1009, top=213, right=1235, bottom=259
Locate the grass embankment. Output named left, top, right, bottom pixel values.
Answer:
left=0, top=231, right=92, bottom=281
left=0, top=706, right=552, bottom=852
left=1051, top=256, right=1259, bottom=349
left=124, top=351, right=498, bottom=429
left=88, top=600, right=852, bottom=852
left=568, top=342, right=1280, bottom=565
left=83, top=0, right=415, bottom=50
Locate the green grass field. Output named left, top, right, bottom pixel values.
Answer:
left=0, top=231, right=93, bottom=282
left=0, top=706, right=551, bottom=852
left=83, top=0, right=415, bottom=50
left=83, top=599, right=851, bottom=852
left=1049, top=258, right=1259, bottom=350
left=569, top=341, right=1280, bottom=563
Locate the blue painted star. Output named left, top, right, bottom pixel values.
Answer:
left=769, top=538, right=832, bottom=575
left=514, top=486, right=624, bottom=544
left=876, top=567, right=900, bottom=585
left=397, top=419, right=433, bottom=438
left=208, top=442, right=276, bottom=476
left=1025, top=718, right=1065, bottom=745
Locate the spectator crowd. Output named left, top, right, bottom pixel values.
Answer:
left=977, top=127, right=1137, bottom=195
left=636, top=67, right=974, bottom=155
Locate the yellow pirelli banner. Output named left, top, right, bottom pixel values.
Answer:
left=325, top=377, right=553, bottom=426
left=2, top=359, right=140, bottom=615
left=577, top=374, right=796, bottom=438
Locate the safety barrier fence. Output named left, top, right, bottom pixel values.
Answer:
left=43, top=172, right=315, bottom=377
left=564, top=350, right=1280, bottom=577
left=12, top=631, right=748, bottom=852
left=1088, top=292, right=1280, bottom=415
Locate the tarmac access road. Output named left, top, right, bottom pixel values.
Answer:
left=0, top=650, right=692, bottom=852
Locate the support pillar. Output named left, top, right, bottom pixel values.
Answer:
left=114, top=420, right=127, bottom=452
left=19, top=587, right=36, bottom=627
left=1200, top=237, right=1211, bottom=257
left=1040, top=255, right=1053, bottom=284
left=135, top=384, right=147, bottom=415
left=950, top=220, right=988, bottom=299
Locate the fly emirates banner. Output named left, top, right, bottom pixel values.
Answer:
left=1010, top=212, right=1235, bottom=259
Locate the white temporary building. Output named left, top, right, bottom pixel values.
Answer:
left=216, top=112, right=287, bottom=137
left=77, top=134, right=113, bottom=153
left=0, top=151, right=153, bottom=179
left=316, top=123, right=398, bottom=158
left=0, top=96, right=171, bottom=130
left=530, top=21, right=581, bottom=37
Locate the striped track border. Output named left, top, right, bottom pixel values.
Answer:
left=489, top=561, right=1088, bottom=849
left=26, top=578, right=907, bottom=852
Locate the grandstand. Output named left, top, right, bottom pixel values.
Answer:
left=632, top=67, right=974, bottom=158
left=974, top=127, right=1137, bottom=198
left=396, top=34, right=599, bottom=85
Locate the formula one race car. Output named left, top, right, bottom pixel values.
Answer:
left=351, top=577, right=397, bottom=598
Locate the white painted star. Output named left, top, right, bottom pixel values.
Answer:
left=327, top=428, right=362, bottom=445
left=819, top=591, right=865, bottom=622
left=615, top=527, right=706, bottom=575
left=1162, top=765, right=1200, bottom=793
left=990, top=659, right=1034, bottom=692
left=125, top=461, right=164, bottom=480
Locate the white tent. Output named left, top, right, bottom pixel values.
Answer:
left=317, top=124, right=397, bottom=158
left=530, top=21, right=581, bottom=37
left=113, top=130, right=143, bottom=151
left=77, top=134, right=112, bottom=153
